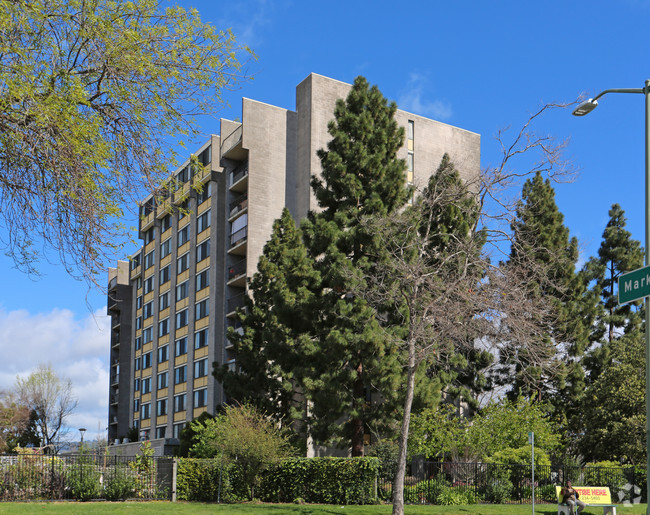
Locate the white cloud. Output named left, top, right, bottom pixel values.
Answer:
left=398, top=73, right=453, bottom=121
left=0, top=307, right=110, bottom=442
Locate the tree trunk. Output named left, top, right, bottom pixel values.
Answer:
left=351, top=361, right=365, bottom=457
left=392, top=341, right=417, bottom=515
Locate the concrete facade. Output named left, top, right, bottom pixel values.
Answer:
left=107, top=73, right=480, bottom=449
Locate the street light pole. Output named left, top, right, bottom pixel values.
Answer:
left=573, top=80, right=650, bottom=513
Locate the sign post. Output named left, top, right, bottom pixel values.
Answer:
left=529, top=431, right=535, bottom=514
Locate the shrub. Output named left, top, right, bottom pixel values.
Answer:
left=437, top=486, right=470, bottom=505
left=103, top=465, right=136, bottom=501
left=67, top=463, right=102, bottom=501
left=259, top=457, right=379, bottom=504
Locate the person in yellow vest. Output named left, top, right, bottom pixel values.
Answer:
left=560, top=480, right=586, bottom=515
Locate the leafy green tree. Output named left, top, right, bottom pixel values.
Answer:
left=0, top=0, right=251, bottom=281
left=299, top=76, right=411, bottom=456
left=497, top=172, right=591, bottom=406
left=189, top=404, right=294, bottom=500
left=408, top=403, right=468, bottom=460
left=465, top=397, right=561, bottom=459
left=214, top=208, right=319, bottom=441
left=0, top=393, right=38, bottom=452
left=582, top=203, right=644, bottom=382
left=579, top=331, right=645, bottom=464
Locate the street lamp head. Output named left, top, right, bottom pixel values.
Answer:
left=572, top=99, right=598, bottom=116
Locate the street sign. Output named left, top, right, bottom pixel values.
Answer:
left=619, top=265, right=650, bottom=304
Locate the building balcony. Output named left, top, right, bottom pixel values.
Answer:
left=227, top=257, right=247, bottom=287
left=229, top=193, right=248, bottom=221
left=228, top=226, right=247, bottom=256
left=221, top=125, right=246, bottom=160
left=229, top=164, right=248, bottom=192
left=226, top=293, right=246, bottom=318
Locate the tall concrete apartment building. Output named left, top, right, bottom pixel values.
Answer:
left=107, top=73, right=480, bottom=445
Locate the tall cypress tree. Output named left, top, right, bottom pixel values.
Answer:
left=582, top=203, right=644, bottom=382
left=300, top=76, right=410, bottom=456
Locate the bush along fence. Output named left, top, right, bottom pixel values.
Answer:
left=375, top=461, right=647, bottom=506
left=0, top=452, right=173, bottom=501
left=1, top=454, right=646, bottom=505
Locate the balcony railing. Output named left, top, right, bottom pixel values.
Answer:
left=228, top=257, right=246, bottom=281
left=227, top=293, right=246, bottom=314
left=229, top=164, right=248, bottom=187
left=230, top=226, right=247, bottom=248
left=229, top=193, right=248, bottom=219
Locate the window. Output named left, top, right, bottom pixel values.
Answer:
left=195, top=270, right=209, bottom=293
left=135, top=357, right=141, bottom=371
left=135, top=316, right=142, bottom=330
left=176, top=280, right=189, bottom=301
left=175, top=337, right=187, bottom=357
left=195, top=299, right=209, bottom=321
left=143, top=276, right=154, bottom=294
left=178, top=225, right=190, bottom=246
left=173, top=422, right=184, bottom=439
left=158, top=344, right=169, bottom=363
left=157, top=371, right=168, bottom=390
left=194, top=358, right=208, bottom=378
left=176, top=308, right=188, bottom=329
left=408, top=120, right=414, bottom=141
left=156, top=398, right=168, bottom=417
left=134, top=378, right=140, bottom=392
left=175, top=365, right=187, bottom=384
left=131, top=254, right=141, bottom=270
left=194, top=388, right=207, bottom=408
left=160, top=238, right=172, bottom=259
left=177, top=166, right=189, bottom=184
left=141, top=403, right=151, bottom=420
left=144, top=250, right=155, bottom=269
left=135, top=336, right=142, bottom=350
left=136, top=276, right=142, bottom=290
left=143, top=352, right=152, bottom=369
left=197, top=182, right=211, bottom=204
left=136, top=295, right=143, bottom=309
left=143, top=301, right=153, bottom=319
left=141, top=377, right=151, bottom=394
left=177, top=252, right=190, bottom=273
left=174, top=394, right=186, bottom=413
left=178, top=198, right=189, bottom=220
left=160, top=265, right=170, bottom=284
left=144, top=227, right=155, bottom=244
left=134, top=398, right=140, bottom=412
left=197, top=210, right=210, bottom=233
left=194, top=328, right=208, bottom=349
left=196, top=240, right=210, bottom=262
left=143, top=326, right=153, bottom=344
left=159, top=318, right=169, bottom=336
left=159, top=291, right=169, bottom=311
left=161, top=214, right=172, bottom=233
left=156, top=426, right=166, bottom=439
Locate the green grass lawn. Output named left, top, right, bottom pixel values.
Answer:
left=0, top=503, right=647, bottom=515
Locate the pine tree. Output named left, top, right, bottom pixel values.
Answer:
left=299, top=76, right=411, bottom=456
left=213, top=209, right=320, bottom=433
left=582, top=203, right=644, bottom=382
left=498, top=172, right=591, bottom=403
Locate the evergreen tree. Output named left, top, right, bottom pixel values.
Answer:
left=213, top=209, right=320, bottom=435
left=498, top=172, right=591, bottom=405
left=300, top=76, right=411, bottom=456
left=582, top=203, right=644, bottom=382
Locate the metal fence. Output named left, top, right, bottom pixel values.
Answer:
left=377, top=461, right=646, bottom=505
left=0, top=453, right=173, bottom=501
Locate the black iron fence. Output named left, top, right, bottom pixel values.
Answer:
left=0, top=453, right=173, bottom=501
left=377, top=461, right=647, bottom=505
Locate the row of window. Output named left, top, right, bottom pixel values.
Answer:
left=134, top=358, right=209, bottom=393
left=134, top=328, right=210, bottom=367
left=135, top=299, right=210, bottom=343
left=136, top=388, right=208, bottom=419
left=143, top=233, right=210, bottom=274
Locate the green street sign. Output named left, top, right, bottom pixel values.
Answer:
left=619, top=265, right=650, bottom=304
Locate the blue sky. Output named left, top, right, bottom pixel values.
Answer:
left=2, top=0, right=650, bottom=441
